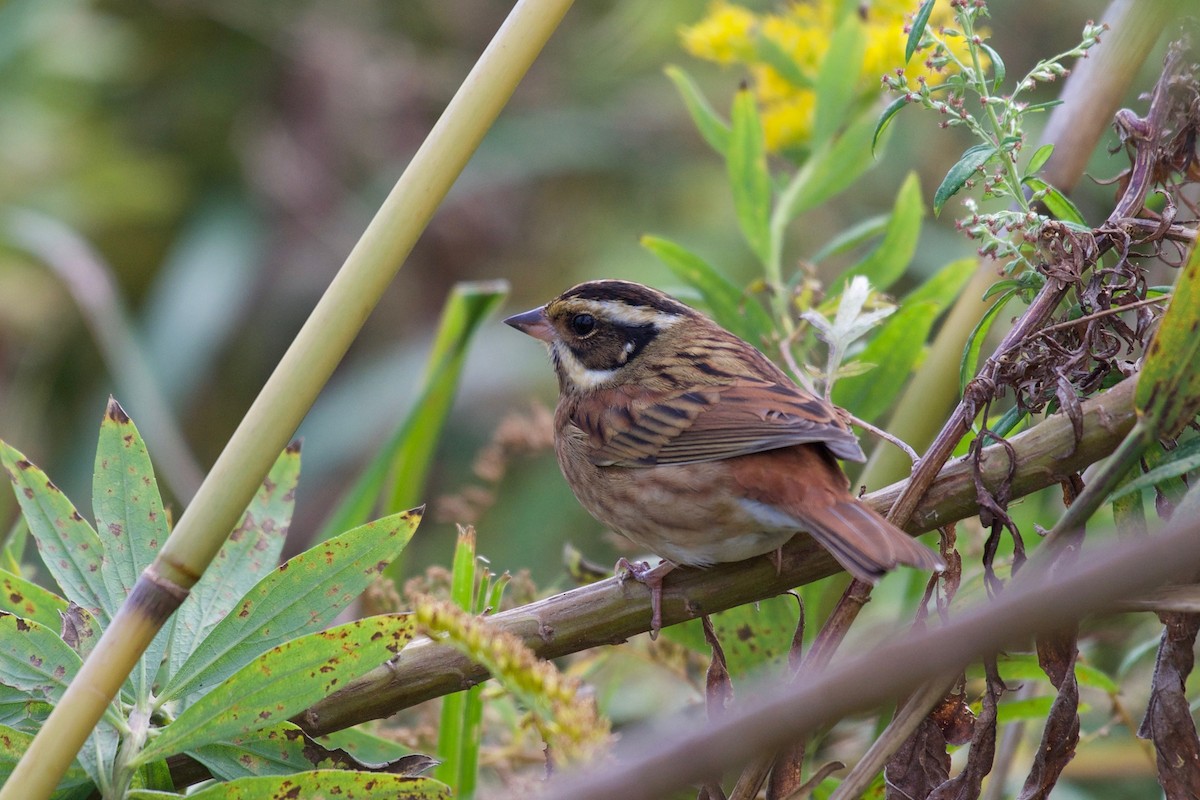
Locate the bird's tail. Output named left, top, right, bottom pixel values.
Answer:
left=803, top=498, right=945, bottom=583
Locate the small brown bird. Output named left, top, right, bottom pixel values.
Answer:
left=505, top=280, right=942, bottom=635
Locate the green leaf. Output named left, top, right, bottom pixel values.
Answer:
left=1023, top=99, right=1065, bottom=114
left=0, top=612, right=82, bottom=704
left=981, top=43, right=1006, bottom=92
left=131, top=770, right=449, bottom=800
left=905, top=0, right=936, bottom=63
left=0, top=568, right=67, bottom=630
left=140, top=614, right=416, bottom=762
left=811, top=214, right=890, bottom=265
left=776, top=106, right=881, bottom=222
left=832, top=300, right=939, bottom=422
left=753, top=32, right=812, bottom=89
left=832, top=171, right=924, bottom=294
left=318, top=727, right=419, bottom=767
left=960, top=290, right=1016, bottom=396
left=436, top=527, right=478, bottom=791
left=1108, top=437, right=1200, bottom=503
left=813, top=14, right=865, bottom=146
left=1137, top=244, right=1200, bottom=438
left=0, top=443, right=113, bottom=625
left=873, top=95, right=908, bottom=155
left=92, top=398, right=167, bottom=610
left=902, top=257, right=976, bottom=309
left=1026, top=143, right=1055, bottom=176
left=318, top=282, right=508, bottom=544
left=0, top=724, right=94, bottom=798
left=164, top=444, right=298, bottom=686
left=997, top=696, right=1056, bottom=724
left=641, top=235, right=775, bottom=344
left=665, top=65, right=730, bottom=157
left=160, top=509, right=421, bottom=704
left=934, top=142, right=997, bottom=216
left=662, top=594, right=800, bottom=677
left=92, top=398, right=171, bottom=698
left=189, top=721, right=425, bottom=781
left=728, top=88, right=772, bottom=264
left=1022, top=176, right=1086, bottom=226
left=0, top=681, right=51, bottom=731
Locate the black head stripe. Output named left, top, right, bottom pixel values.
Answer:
left=562, top=280, right=694, bottom=317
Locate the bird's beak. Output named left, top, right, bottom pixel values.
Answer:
left=503, top=306, right=554, bottom=343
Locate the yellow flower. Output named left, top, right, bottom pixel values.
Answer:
left=680, top=1, right=758, bottom=64
left=682, top=0, right=985, bottom=152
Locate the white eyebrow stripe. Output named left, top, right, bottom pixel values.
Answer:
left=581, top=300, right=684, bottom=328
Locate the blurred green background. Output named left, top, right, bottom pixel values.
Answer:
left=0, top=0, right=1170, bottom=596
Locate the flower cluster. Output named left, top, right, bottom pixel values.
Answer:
left=412, top=594, right=610, bottom=763
left=682, top=0, right=979, bottom=151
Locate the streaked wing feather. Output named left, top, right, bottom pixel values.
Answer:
left=577, top=379, right=865, bottom=467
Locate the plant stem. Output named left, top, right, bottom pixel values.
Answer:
left=0, top=2, right=576, bottom=798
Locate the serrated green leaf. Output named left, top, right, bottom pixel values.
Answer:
left=0, top=442, right=113, bottom=625
left=165, top=445, right=298, bottom=685
left=190, top=722, right=431, bottom=782
left=1023, top=176, right=1086, bottom=225
left=813, top=14, right=865, bottom=147
left=1108, top=437, right=1200, bottom=503
left=960, top=290, right=1016, bottom=395
left=160, top=509, right=421, bottom=704
left=665, top=65, right=730, bottom=157
left=905, top=0, right=936, bottom=63
left=641, top=235, right=775, bottom=344
left=1026, top=143, right=1055, bottom=176
left=934, top=142, right=997, bottom=216
left=0, top=612, right=82, bottom=704
left=0, top=568, right=67, bottom=630
left=873, top=95, right=908, bottom=155
left=141, top=615, right=416, bottom=762
left=131, top=770, right=449, bottom=800
left=832, top=172, right=924, bottom=295
left=0, top=724, right=94, bottom=797
left=981, top=42, right=1006, bottom=92
left=728, top=88, right=772, bottom=264
left=776, top=106, right=881, bottom=222
left=661, top=594, right=800, bottom=677
left=1137, top=244, right=1200, bottom=438
left=832, top=300, right=939, bottom=422
left=319, top=281, right=507, bottom=545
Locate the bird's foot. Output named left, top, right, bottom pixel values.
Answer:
left=616, top=557, right=676, bottom=640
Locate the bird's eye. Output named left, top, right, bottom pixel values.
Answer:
left=570, top=313, right=596, bottom=336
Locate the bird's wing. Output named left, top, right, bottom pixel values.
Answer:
left=572, top=378, right=866, bottom=467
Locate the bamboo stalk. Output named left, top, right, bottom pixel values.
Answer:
left=0, top=2, right=576, bottom=798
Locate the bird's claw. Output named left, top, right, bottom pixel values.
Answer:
left=615, top=557, right=675, bottom=640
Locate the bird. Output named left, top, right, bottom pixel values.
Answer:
left=504, top=279, right=943, bottom=636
